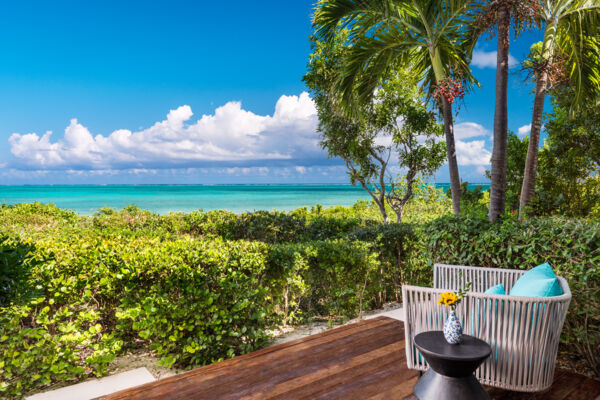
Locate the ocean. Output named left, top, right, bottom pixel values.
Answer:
left=0, top=184, right=489, bottom=215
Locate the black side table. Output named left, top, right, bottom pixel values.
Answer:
left=413, top=331, right=491, bottom=400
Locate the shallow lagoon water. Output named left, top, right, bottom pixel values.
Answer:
left=0, top=184, right=489, bottom=215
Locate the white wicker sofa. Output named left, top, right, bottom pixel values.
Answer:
left=402, top=264, right=571, bottom=392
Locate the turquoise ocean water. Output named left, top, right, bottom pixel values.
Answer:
left=0, top=184, right=489, bottom=215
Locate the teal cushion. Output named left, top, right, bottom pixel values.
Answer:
left=472, top=283, right=505, bottom=337
left=485, top=283, right=506, bottom=295
left=509, top=263, right=563, bottom=297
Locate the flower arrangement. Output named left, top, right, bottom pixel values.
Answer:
left=437, top=282, right=472, bottom=311
left=438, top=281, right=472, bottom=344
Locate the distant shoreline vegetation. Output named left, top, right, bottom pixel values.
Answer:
left=0, top=183, right=490, bottom=215
left=0, top=183, right=491, bottom=187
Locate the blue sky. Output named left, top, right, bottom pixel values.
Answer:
left=0, top=1, right=545, bottom=185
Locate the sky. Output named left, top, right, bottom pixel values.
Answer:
left=0, top=1, right=546, bottom=185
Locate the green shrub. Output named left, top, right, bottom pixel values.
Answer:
left=0, top=236, right=43, bottom=307
left=349, top=223, right=428, bottom=299
left=115, top=238, right=275, bottom=368
left=424, top=215, right=600, bottom=377
left=0, top=302, right=121, bottom=398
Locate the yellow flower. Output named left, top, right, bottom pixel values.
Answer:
left=438, top=292, right=459, bottom=307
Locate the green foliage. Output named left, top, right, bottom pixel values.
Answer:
left=114, top=238, right=275, bottom=368
left=0, top=236, right=43, bottom=307
left=425, top=215, right=600, bottom=376
left=0, top=202, right=416, bottom=398
left=304, top=31, right=445, bottom=223
left=349, top=222, right=430, bottom=292
left=0, top=302, right=121, bottom=398
left=445, top=182, right=489, bottom=217
left=311, top=0, right=479, bottom=107
left=533, top=88, right=600, bottom=217
left=1, top=201, right=599, bottom=397
left=401, top=182, right=453, bottom=223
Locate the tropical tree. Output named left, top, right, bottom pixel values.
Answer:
left=534, top=87, right=600, bottom=217
left=518, top=0, right=600, bottom=219
left=304, top=32, right=446, bottom=223
left=312, top=0, right=480, bottom=215
left=471, top=0, right=539, bottom=221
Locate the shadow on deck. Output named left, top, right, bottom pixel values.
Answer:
left=96, top=317, right=600, bottom=400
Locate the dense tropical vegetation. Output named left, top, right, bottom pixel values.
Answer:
left=1, top=1, right=599, bottom=399
left=518, top=0, right=600, bottom=218
left=304, top=30, right=446, bottom=223
left=310, top=0, right=600, bottom=220
left=312, top=0, right=480, bottom=215
left=0, top=198, right=598, bottom=398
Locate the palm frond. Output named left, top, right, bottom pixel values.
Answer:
left=312, top=0, right=481, bottom=114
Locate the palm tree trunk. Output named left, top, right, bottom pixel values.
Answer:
left=518, top=69, right=549, bottom=219
left=442, top=97, right=461, bottom=215
left=489, top=5, right=510, bottom=222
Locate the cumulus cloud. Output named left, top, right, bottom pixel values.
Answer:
left=456, top=140, right=492, bottom=166
left=454, top=122, right=490, bottom=140
left=6, top=94, right=496, bottom=181
left=471, top=50, right=519, bottom=69
left=9, top=92, right=322, bottom=170
left=518, top=124, right=531, bottom=136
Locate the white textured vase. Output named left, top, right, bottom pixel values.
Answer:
left=443, top=310, right=463, bottom=344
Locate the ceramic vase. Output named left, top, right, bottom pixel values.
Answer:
left=443, top=310, right=463, bottom=344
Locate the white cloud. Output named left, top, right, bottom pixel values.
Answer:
left=456, top=140, right=492, bottom=166
left=5, top=94, right=497, bottom=182
left=454, top=122, right=490, bottom=140
left=518, top=124, right=531, bottom=136
left=471, top=50, right=519, bottom=69
left=8, top=92, right=322, bottom=170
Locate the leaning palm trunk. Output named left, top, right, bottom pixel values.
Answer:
left=515, top=0, right=600, bottom=219
left=519, top=69, right=549, bottom=219
left=519, top=15, right=558, bottom=219
left=442, top=97, right=461, bottom=215
left=489, top=5, right=510, bottom=222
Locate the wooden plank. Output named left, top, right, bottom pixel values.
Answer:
left=244, top=341, right=405, bottom=399
left=563, top=376, right=600, bottom=400
left=94, top=317, right=600, bottom=400
left=193, top=323, right=403, bottom=399
left=537, top=370, right=587, bottom=400
left=308, top=355, right=406, bottom=400
left=97, top=317, right=404, bottom=400
left=366, top=373, right=418, bottom=400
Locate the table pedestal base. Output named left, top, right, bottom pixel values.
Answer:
left=414, top=369, right=490, bottom=400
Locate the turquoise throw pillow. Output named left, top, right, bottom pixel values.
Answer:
left=509, top=262, right=563, bottom=297
left=485, top=283, right=506, bottom=295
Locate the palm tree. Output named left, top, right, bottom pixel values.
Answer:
left=471, top=1, right=539, bottom=222
left=313, top=0, right=480, bottom=215
left=518, top=0, right=600, bottom=219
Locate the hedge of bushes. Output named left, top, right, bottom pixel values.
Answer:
left=0, top=203, right=420, bottom=398
left=0, top=203, right=598, bottom=398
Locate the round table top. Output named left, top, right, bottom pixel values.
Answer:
left=414, top=331, right=491, bottom=362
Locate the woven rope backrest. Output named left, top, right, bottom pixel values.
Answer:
left=434, top=264, right=525, bottom=293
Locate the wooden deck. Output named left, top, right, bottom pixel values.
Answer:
left=97, top=317, right=600, bottom=400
